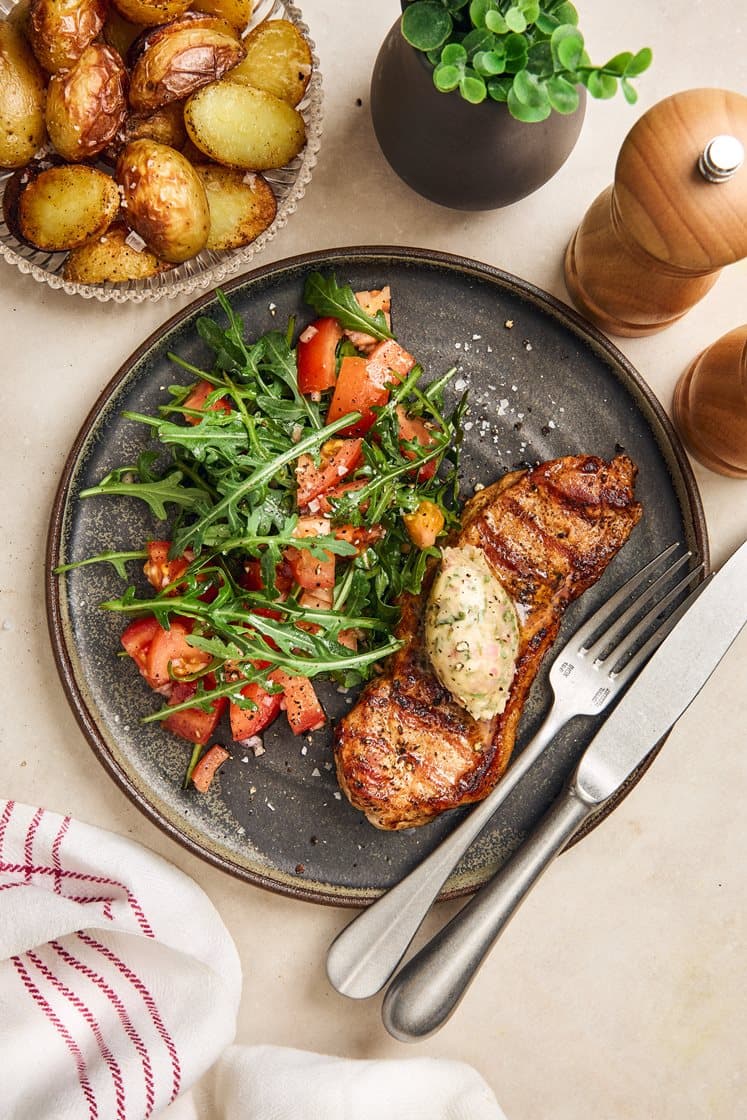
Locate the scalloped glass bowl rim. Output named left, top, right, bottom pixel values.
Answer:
left=0, top=0, right=323, bottom=303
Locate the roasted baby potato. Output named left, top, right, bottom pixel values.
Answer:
left=194, top=163, right=276, bottom=250
left=185, top=80, right=306, bottom=170
left=63, top=219, right=169, bottom=282
left=7, top=0, right=33, bottom=37
left=46, top=43, right=128, bottom=161
left=190, top=0, right=252, bottom=34
left=0, top=21, right=46, bottom=169
left=118, top=99, right=187, bottom=151
left=4, top=160, right=120, bottom=250
left=116, top=138, right=210, bottom=262
left=28, top=0, right=106, bottom=74
left=227, top=19, right=312, bottom=106
left=111, top=0, right=191, bottom=28
left=102, top=6, right=143, bottom=59
left=128, top=18, right=244, bottom=113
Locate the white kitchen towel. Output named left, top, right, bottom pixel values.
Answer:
left=205, top=1043, right=508, bottom=1119
left=0, top=799, right=507, bottom=1120
left=0, top=798, right=241, bottom=1120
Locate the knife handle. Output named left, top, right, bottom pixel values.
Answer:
left=326, top=704, right=571, bottom=1000
left=381, top=785, right=594, bottom=1042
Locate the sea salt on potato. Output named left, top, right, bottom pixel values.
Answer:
left=63, top=220, right=170, bottom=282
left=128, top=18, right=245, bottom=113
left=45, top=42, right=128, bottom=162
left=4, top=161, right=120, bottom=250
left=194, top=163, right=276, bottom=250
left=116, top=138, right=210, bottom=262
left=184, top=80, right=306, bottom=170
left=227, top=19, right=312, bottom=106
left=28, top=0, right=106, bottom=74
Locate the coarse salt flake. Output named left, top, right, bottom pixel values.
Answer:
left=125, top=230, right=147, bottom=253
left=454, top=377, right=468, bottom=391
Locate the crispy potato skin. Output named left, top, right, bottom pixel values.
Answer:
left=29, top=0, right=106, bottom=74
left=185, top=80, right=306, bottom=170
left=116, top=99, right=187, bottom=153
left=228, top=19, right=312, bottom=106
left=194, top=162, right=276, bottom=250
left=46, top=42, right=128, bottom=161
left=128, top=22, right=244, bottom=113
left=111, top=0, right=191, bottom=29
left=190, top=0, right=252, bottom=33
left=7, top=160, right=120, bottom=250
left=63, top=219, right=170, bottom=281
left=116, top=138, right=210, bottom=262
left=0, top=21, right=47, bottom=169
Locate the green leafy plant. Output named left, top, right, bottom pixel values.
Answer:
left=401, top=0, right=652, bottom=122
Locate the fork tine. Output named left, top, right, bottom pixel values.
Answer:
left=583, top=550, right=693, bottom=662
left=569, top=542, right=681, bottom=653
left=610, top=571, right=711, bottom=684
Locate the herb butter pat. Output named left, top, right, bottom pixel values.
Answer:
left=425, top=546, right=519, bottom=721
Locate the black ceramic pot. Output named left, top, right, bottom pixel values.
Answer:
left=370, top=17, right=587, bottom=210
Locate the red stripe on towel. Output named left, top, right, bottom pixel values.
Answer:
left=78, top=932, right=182, bottom=1103
left=0, top=861, right=155, bottom=939
left=51, top=940, right=156, bottom=1117
left=27, top=949, right=127, bottom=1119
left=12, top=955, right=99, bottom=1120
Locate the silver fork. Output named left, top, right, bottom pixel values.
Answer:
left=326, top=542, right=703, bottom=1000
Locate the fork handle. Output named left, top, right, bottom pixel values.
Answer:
left=381, top=785, right=594, bottom=1042
left=326, top=704, right=571, bottom=1000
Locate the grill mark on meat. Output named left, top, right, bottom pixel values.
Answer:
left=334, top=455, right=642, bottom=829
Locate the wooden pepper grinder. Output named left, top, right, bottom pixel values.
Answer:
left=564, top=88, right=747, bottom=336
left=672, top=325, right=747, bottom=478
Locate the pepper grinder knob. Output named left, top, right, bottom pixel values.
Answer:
left=699, top=134, right=745, bottom=182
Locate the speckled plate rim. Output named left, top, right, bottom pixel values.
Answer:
left=46, top=245, right=709, bottom=906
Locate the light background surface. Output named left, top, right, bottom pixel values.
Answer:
left=2, top=3, right=746, bottom=1117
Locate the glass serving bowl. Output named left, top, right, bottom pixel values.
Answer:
left=0, top=0, right=323, bottom=302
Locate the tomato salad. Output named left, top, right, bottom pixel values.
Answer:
left=57, top=273, right=466, bottom=791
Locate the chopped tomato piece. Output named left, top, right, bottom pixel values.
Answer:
left=332, top=522, right=384, bottom=555
left=191, top=745, right=230, bottom=792
left=229, top=680, right=282, bottom=741
left=284, top=546, right=335, bottom=591
left=121, top=615, right=162, bottom=677
left=238, top=558, right=293, bottom=595
left=272, top=670, right=326, bottom=735
left=284, top=517, right=336, bottom=591
left=295, top=437, right=363, bottom=508
left=337, top=628, right=359, bottom=651
left=344, top=287, right=392, bottom=353
left=164, top=679, right=227, bottom=745
left=365, top=340, right=416, bottom=389
left=297, top=317, right=343, bottom=394
left=299, top=588, right=335, bottom=610
left=326, top=356, right=389, bottom=436
left=182, top=380, right=231, bottom=423
left=143, top=540, right=192, bottom=593
left=145, top=618, right=212, bottom=689
left=396, top=405, right=438, bottom=481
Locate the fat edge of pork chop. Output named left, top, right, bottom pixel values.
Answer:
left=333, top=454, right=642, bottom=830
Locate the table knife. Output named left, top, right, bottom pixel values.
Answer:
left=381, top=538, right=747, bottom=1042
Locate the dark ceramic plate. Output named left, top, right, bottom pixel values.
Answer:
left=47, top=247, right=707, bottom=906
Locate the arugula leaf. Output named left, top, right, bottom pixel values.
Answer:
left=303, top=272, right=394, bottom=341
left=79, top=468, right=209, bottom=521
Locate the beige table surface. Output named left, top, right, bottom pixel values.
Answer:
left=2, top=2, right=746, bottom=1117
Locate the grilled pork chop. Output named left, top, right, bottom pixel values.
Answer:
left=334, top=454, right=642, bottom=829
